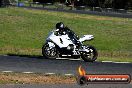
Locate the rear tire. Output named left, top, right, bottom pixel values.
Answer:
left=81, top=45, right=98, bottom=62
left=42, top=42, right=58, bottom=59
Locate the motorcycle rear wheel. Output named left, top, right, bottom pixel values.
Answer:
left=81, top=45, right=98, bottom=62
left=42, top=42, right=58, bottom=59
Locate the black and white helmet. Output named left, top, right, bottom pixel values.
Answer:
left=56, top=22, right=65, bottom=30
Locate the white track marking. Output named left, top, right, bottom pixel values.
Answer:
left=57, top=58, right=132, bottom=63
left=102, top=61, right=131, bottom=64
left=102, top=61, right=113, bottom=63
left=45, top=73, right=56, bottom=75
left=64, top=74, right=74, bottom=76
left=69, top=59, right=81, bottom=61
left=22, top=72, right=34, bottom=74
left=2, top=71, right=13, bottom=73
left=56, top=58, right=68, bottom=60
left=113, top=62, right=131, bottom=64
left=3, top=55, right=8, bottom=56
left=56, top=58, right=81, bottom=61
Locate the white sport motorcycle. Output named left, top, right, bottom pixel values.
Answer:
left=42, top=28, right=98, bottom=62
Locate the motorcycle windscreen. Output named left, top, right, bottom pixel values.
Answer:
left=79, top=35, right=94, bottom=42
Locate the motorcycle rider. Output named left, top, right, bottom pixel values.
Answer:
left=55, top=22, right=79, bottom=40
left=55, top=22, right=81, bottom=55
left=55, top=22, right=81, bottom=50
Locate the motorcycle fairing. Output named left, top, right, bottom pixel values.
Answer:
left=46, top=31, right=74, bottom=48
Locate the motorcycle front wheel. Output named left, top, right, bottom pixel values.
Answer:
left=81, top=45, right=98, bottom=62
left=42, top=42, right=58, bottom=59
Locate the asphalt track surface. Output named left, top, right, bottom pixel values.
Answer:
left=21, top=6, right=132, bottom=18
left=0, top=55, right=132, bottom=76
left=0, top=84, right=132, bottom=88
left=0, top=55, right=132, bottom=88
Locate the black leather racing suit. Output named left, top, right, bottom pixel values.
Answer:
left=59, top=27, right=80, bottom=46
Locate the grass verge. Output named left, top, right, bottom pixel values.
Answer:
left=0, top=7, right=132, bottom=62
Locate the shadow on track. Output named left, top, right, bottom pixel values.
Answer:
left=7, top=53, right=44, bottom=59
left=6, top=53, right=86, bottom=63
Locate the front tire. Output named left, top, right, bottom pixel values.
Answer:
left=81, top=45, right=98, bottom=62
left=42, top=42, right=58, bottom=59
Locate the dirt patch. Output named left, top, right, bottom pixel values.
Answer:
left=0, top=73, right=76, bottom=84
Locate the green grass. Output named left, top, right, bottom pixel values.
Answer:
left=0, top=7, right=132, bottom=62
